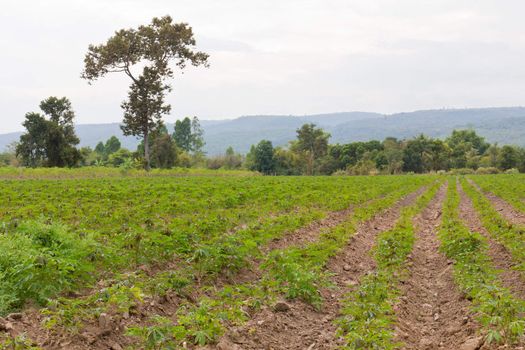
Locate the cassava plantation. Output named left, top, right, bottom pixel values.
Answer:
left=2, top=3, right=525, bottom=350
left=0, top=171, right=523, bottom=349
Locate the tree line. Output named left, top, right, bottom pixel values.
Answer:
left=246, top=124, right=525, bottom=175
left=2, top=16, right=523, bottom=174
left=2, top=16, right=209, bottom=170
left=3, top=108, right=524, bottom=175
left=4, top=96, right=206, bottom=169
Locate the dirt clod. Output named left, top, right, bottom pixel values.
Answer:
left=7, top=313, right=23, bottom=321
left=273, top=301, right=291, bottom=312
left=460, top=336, right=484, bottom=350
left=98, top=313, right=111, bottom=329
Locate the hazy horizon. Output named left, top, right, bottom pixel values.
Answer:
left=2, top=0, right=525, bottom=133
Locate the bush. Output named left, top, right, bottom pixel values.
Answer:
left=505, top=168, right=520, bottom=174
left=347, top=160, right=378, bottom=176
left=206, top=156, right=225, bottom=170
left=0, top=220, right=100, bottom=315
left=331, top=169, right=348, bottom=176
left=449, top=168, right=475, bottom=175
left=476, top=167, right=500, bottom=174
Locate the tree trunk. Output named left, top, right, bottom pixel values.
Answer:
left=144, top=131, right=151, bottom=171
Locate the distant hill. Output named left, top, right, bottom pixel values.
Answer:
left=1, top=108, right=524, bottom=155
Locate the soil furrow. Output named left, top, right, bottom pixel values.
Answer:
left=467, top=178, right=525, bottom=227
left=393, top=184, right=481, bottom=350
left=3, top=197, right=378, bottom=350
left=457, top=181, right=525, bottom=299
left=218, top=186, right=427, bottom=350
left=262, top=203, right=362, bottom=253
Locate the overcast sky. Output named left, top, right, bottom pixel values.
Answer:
left=1, top=0, right=525, bottom=133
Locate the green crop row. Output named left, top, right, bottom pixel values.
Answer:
left=460, top=178, right=525, bottom=272
left=336, top=181, right=442, bottom=350
left=0, top=176, right=407, bottom=316
left=125, top=176, right=436, bottom=348
left=470, top=174, right=525, bottom=214
left=35, top=176, right=424, bottom=333
left=0, top=166, right=256, bottom=180
left=438, top=178, right=525, bottom=344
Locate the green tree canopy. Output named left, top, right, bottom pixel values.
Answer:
left=16, top=97, right=81, bottom=168
left=173, top=117, right=192, bottom=152
left=292, top=123, right=330, bottom=175
left=81, top=15, right=209, bottom=170
left=104, top=136, right=121, bottom=155
left=251, top=140, right=275, bottom=175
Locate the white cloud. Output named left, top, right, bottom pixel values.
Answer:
left=1, top=0, right=525, bottom=132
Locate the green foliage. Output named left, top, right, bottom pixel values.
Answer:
left=16, top=97, right=81, bottom=168
left=173, top=117, right=192, bottom=152
left=0, top=174, right=421, bottom=337
left=0, top=334, right=40, bottom=350
left=0, top=220, right=100, bottom=315
left=82, top=15, right=209, bottom=169
left=250, top=140, right=275, bottom=175
left=498, top=145, right=520, bottom=170
left=438, top=178, right=525, bottom=344
left=337, top=182, right=441, bottom=349
left=246, top=127, right=524, bottom=175
left=471, top=174, right=525, bottom=213
left=461, top=178, right=525, bottom=271
left=127, top=316, right=180, bottom=350
left=122, top=175, right=434, bottom=348
left=446, top=129, right=489, bottom=169
left=104, top=136, right=121, bottom=155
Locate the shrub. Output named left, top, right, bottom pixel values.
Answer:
left=331, top=169, right=348, bottom=176
left=449, top=168, right=475, bottom=175
left=0, top=220, right=100, bottom=315
left=476, top=167, right=500, bottom=174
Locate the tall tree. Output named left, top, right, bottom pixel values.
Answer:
left=81, top=15, right=209, bottom=170
left=251, top=140, right=275, bottom=175
left=402, top=135, right=430, bottom=173
left=16, top=97, right=81, bottom=167
left=498, top=145, right=519, bottom=170
left=293, top=123, right=330, bottom=175
left=173, top=117, right=192, bottom=152
left=190, top=116, right=205, bottom=155
left=94, top=141, right=106, bottom=155
left=446, top=130, right=489, bottom=169
left=104, top=136, right=121, bottom=155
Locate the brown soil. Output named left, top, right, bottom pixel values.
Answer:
left=467, top=178, right=525, bottom=227
left=0, top=196, right=380, bottom=350
left=394, top=184, right=481, bottom=350
left=457, top=181, right=525, bottom=300
left=217, top=186, right=428, bottom=350
left=262, top=203, right=363, bottom=253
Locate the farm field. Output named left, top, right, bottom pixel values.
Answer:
left=0, top=171, right=524, bottom=350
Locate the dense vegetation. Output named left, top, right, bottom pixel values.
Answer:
left=0, top=170, right=523, bottom=349
left=3, top=114, right=525, bottom=176
left=0, top=174, right=420, bottom=316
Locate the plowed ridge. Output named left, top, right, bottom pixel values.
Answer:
left=394, top=184, right=480, bottom=350
left=468, top=178, right=525, bottom=227
left=225, top=187, right=427, bottom=349
left=457, top=182, right=525, bottom=300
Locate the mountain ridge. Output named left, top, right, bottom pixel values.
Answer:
left=1, top=108, right=524, bottom=154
